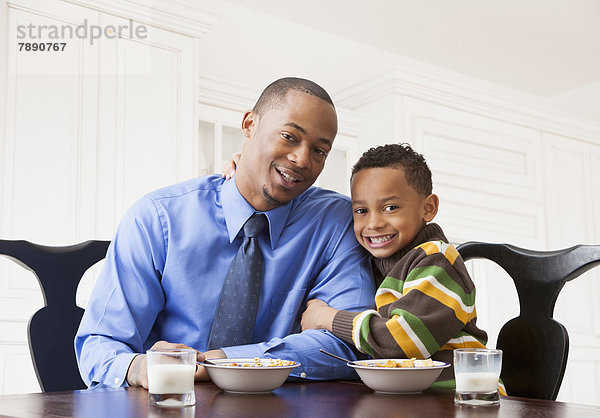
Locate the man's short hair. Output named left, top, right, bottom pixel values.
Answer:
left=351, top=143, right=433, bottom=196
left=252, top=77, right=335, bottom=116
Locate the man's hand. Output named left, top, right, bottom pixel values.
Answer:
left=301, top=299, right=337, bottom=332
left=195, top=349, right=227, bottom=381
left=126, top=341, right=207, bottom=388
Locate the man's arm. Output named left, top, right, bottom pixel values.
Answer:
left=75, top=197, right=167, bottom=387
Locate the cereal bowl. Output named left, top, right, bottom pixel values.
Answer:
left=201, top=358, right=300, bottom=394
left=348, top=359, right=450, bottom=394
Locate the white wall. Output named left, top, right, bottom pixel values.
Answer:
left=547, top=80, right=600, bottom=122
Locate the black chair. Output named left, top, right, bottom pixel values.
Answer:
left=0, top=239, right=110, bottom=392
left=457, top=241, right=600, bottom=400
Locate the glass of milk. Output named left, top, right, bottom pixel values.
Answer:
left=147, top=348, right=196, bottom=407
left=454, top=348, right=502, bottom=406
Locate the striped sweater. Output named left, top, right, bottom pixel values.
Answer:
left=332, top=223, right=488, bottom=386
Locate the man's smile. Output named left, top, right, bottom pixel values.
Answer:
left=275, top=166, right=304, bottom=186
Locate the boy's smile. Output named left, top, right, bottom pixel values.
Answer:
left=364, top=233, right=399, bottom=251
left=351, top=166, right=437, bottom=259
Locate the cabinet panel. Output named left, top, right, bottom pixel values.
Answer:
left=96, top=14, right=195, bottom=236
left=402, top=97, right=545, bottom=247
left=3, top=3, right=98, bottom=243
left=1, top=0, right=98, bottom=396
left=1, top=0, right=197, bottom=395
left=0, top=348, right=40, bottom=394
left=543, top=134, right=600, bottom=404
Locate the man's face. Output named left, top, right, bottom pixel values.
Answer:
left=236, top=90, right=338, bottom=211
left=351, top=167, right=429, bottom=259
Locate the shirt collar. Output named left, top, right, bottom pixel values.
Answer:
left=221, top=176, right=291, bottom=250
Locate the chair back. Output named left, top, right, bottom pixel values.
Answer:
left=0, top=239, right=110, bottom=392
left=457, top=241, right=600, bottom=400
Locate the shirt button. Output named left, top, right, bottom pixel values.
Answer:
left=300, top=372, right=306, bottom=378
left=114, top=377, right=119, bottom=384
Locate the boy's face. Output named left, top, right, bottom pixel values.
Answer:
left=351, top=166, right=437, bottom=259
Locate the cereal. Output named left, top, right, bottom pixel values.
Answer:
left=221, top=358, right=296, bottom=367
left=360, top=358, right=436, bottom=368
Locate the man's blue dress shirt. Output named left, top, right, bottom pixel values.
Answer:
left=75, top=175, right=375, bottom=387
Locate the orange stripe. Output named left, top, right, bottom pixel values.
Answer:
left=444, top=245, right=459, bottom=265
left=405, top=283, right=475, bottom=324
left=499, top=383, right=507, bottom=396
left=419, top=241, right=439, bottom=256
left=375, top=292, right=398, bottom=308
left=440, top=340, right=486, bottom=351
left=385, top=316, right=422, bottom=357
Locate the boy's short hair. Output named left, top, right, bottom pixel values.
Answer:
left=351, top=143, right=433, bottom=196
left=252, top=77, right=335, bottom=116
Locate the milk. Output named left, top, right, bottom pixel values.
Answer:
left=148, top=363, right=195, bottom=394
left=455, top=372, right=499, bottom=393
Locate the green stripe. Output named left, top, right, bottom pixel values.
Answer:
left=429, top=378, right=506, bottom=392
left=430, top=379, right=455, bottom=390
left=378, top=276, right=406, bottom=293
left=358, top=314, right=375, bottom=357
left=405, top=265, right=476, bottom=306
left=454, top=330, right=487, bottom=346
left=389, top=308, right=439, bottom=356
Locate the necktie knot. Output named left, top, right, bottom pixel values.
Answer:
left=243, top=214, right=267, bottom=238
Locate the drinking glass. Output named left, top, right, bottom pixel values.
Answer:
left=147, top=348, right=196, bottom=407
left=454, top=348, right=502, bottom=406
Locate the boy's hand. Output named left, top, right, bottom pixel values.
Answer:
left=301, top=299, right=337, bottom=332
left=221, top=153, right=241, bottom=179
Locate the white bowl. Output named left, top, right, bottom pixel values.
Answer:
left=348, top=359, right=450, bottom=394
left=202, top=358, right=300, bottom=394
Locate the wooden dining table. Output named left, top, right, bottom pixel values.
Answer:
left=1, top=381, right=599, bottom=417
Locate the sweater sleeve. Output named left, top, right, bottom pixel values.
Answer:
left=345, top=242, right=483, bottom=359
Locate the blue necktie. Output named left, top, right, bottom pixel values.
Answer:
left=207, top=213, right=268, bottom=349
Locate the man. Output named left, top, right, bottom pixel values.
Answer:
left=75, top=77, right=375, bottom=388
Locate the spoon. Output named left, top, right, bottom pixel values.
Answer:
left=198, top=359, right=217, bottom=366
left=319, top=349, right=352, bottom=363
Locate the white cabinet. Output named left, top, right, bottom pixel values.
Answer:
left=543, top=135, right=600, bottom=403
left=402, top=97, right=545, bottom=248
left=0, top=0, right=202, bottom=394
left=196, top=104, right=247, bottom=177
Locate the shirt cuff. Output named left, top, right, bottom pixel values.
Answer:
left=221, top=344, right=265, bottom=359
left=109, top=352, right=139, bottom=388
left=332, top=310, right=359, bottom=345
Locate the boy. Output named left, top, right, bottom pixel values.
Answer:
left=300, top=143, right=492, bottom=389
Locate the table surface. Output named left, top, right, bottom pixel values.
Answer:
left=1, top=381, right=600, bottom=417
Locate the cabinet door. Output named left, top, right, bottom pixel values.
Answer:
left=401, top=97, right=548, bottom=384
left=1, top=0, right=100, bottom=395
left=543, top=134, right=600, bottom=405
left=95, top=14, right=195, bottom=236
left=402, top=97, right=545, bottom=247
left=1, top=0, right=197, bottom=395
left=197, top=105, right=246, bottom=178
